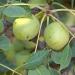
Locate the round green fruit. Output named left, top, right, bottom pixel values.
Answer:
left=13, top=15, right=40, bottom=40
left=15, top=51, right=31, bottom=66
left=12, top=38, right=25, bottom=51
left=44, top=22, right=70, bottom=50
left=4, top=44, right=15, bottom=61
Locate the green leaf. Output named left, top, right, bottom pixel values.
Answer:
left=51, top=45, right=72, bottom=70
left=0, top=35, right=15, bottom=60
left=3, top=5, right=31, bottom=22
left=70, top=39, right=75, bottom=57
left=0, top=8, right=4, bottom=19
left=59, top=13, right=75, bottom=27
left=0, top=0, right=7, bottom=4
left=0, top=51, right=15, bottom=72
left=54, top=0, right=63, bottom=4
left=3, top=6, right=26, bottom=17
left=25, top=50, right=49, bottom=69
left=28, top=65, right=50, bottom=75
left=22, top=5, right=31, bottom=16
left=49, top=67, right=59, bottom=75
left=0, top=35, right=10, bottom=51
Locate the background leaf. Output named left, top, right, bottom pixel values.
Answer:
left=70, top=39, right=75, bottom=57
left=51, top=45, right=72, bottom=70
left=0, top=0, right=7, bottom=4
left=0, top=35, right=15, bottom=61
left=0, top=51, right=15, bottom=72
left=25, top=50, right=49, bottom=70
left=0, top=35, right=10, bottom=51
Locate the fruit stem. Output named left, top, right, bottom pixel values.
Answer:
left=34, top=14, right=46, bottom=53
left=68, top=37, right=74, bottom=44
left=71, top=0, right=74, bottom=8
left=49, top=14, right=75, bottom=37
left=57, top=70, right=61, bottom=75
left=0, top=64, right=22, bottom=75
left=47, top=16, right=50, bottom=26
left=0, top=3, right=45, bottom=8
left=12, top=63, right=27, bottom=75
left=51, top=9, right=75, bottom=13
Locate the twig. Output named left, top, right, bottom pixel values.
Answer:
left=53, top=2, right=75, bottom=16
left=71, top=0, right=74, bottom=8
left=0, top=64, right=22, bottom=75
left=69, top=37, right=74, bottom=44
left=47, top=16, right=49, bottom=26
left=34, top=14, right=46, bottom=53
left=52, top=9, right=75, bottom=13
left=0, top=3, right=44, bottom=10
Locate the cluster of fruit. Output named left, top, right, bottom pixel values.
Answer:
left=13, top=15, right=70, bottom=51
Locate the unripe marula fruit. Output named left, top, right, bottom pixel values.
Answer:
left=44, top=22, right=70, bottom=50
left=13, top=15, right=40, bottom=41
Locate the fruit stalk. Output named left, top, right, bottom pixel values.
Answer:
left=34, top=14, right=46, bottom=53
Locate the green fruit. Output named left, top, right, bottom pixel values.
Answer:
left=0, top=20, right=4, bottom=33
left=12, top=39, right=24, bottom=51
left=24, top=40, right=36, bottom=50
left=4, top=44, right=15, bottom=61
left=44, top=22, right=69, bottom=50
left=15, top=51, right=31, bottom=66
left=13, top=15, right=40, bottom=41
